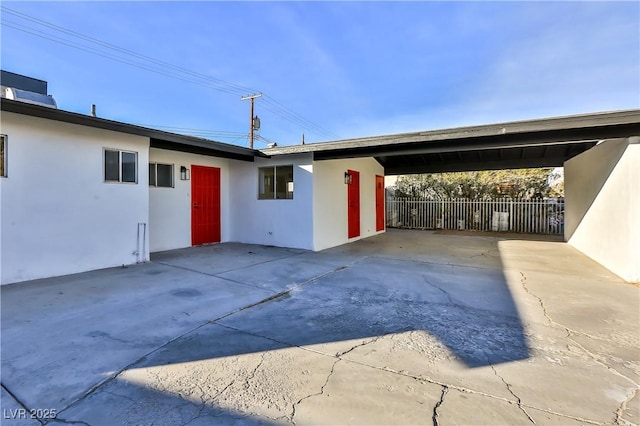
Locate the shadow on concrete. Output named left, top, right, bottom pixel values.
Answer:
left=143, top=232, right=533, bottom=369
left=2, top=230, right=533, bottom=424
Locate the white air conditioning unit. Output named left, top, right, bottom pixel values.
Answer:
left=4, top=87, right=57, bottom=108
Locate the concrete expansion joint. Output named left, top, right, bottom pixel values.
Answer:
left=491, top=365, right=536, bottom=424
left=290, top=358, right=341, bottom=425
left=155, top=250, right=308, bottom=279
left=211, top=290, right=295, bottom=324
left=213, top=256, right=370, bottom=327
left=54, top=318, right=217, bottom=417
left=432, top=385, right=448, bottom=426
left=368, top=254, right=496, bottom=273
left=1, top=383, right=45, bottom=426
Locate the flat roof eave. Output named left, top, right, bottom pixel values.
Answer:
left=260, top=109, right=640, bottom=158
left=1, top=98, right=258, bottom=162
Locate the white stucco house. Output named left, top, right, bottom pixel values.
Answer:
left=2, top=72, right=638, bottom=285
left=0, top=89, right=385, bottom=285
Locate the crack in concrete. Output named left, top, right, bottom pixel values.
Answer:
left=615, top=386, right=639, bottom=425
left=180, top=382, right=209, bottom=426
left=209, top=378, right=238, bottom=406
left=491, top=366, right=536, bottom=424
left=290, top=358, right=341, bottom=425
left=46, top=417, right=91, bottom=426
left=419, top=275, right=526, bottom=323
left=468, top=245, right=499, bottom=260
left=217, top=319, right=605, bottom=425
left=432, top=385, right=448, bottom=426
left=519, top=272, right=639, bottom=388
left=422, top=275, right=455, bottom=305
left=518, top=271, right=639, bottom=424
left=338, top=356, right=605, bottom=426
left=335, top=336, right=381, bottom=358
left=567, top=333, right=639, bottom=387
left=519, top=272, right=554, bottom=327
left=244, top=352, right=267, bottom=391
left=101, top=390, right=137, bottom=404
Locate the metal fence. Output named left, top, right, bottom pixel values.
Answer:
left=386, top=197, right=565, bottom=235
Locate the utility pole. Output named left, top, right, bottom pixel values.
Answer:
left=241, top=93, right=262, bottom=148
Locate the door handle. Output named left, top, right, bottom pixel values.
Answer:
left=193, top=203, right=199, bottom=209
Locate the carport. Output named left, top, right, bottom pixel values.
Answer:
left=262, top=110, right=640, bottom=282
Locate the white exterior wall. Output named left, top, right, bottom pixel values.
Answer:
left=149, top=148, right=243, bottom=252
left=228, top=153, right=314, bottom=250
left=1, top=112, right=149, bottom=285
left=313, top=157, right=385, bottom=251
left=565, top=137, right=640, bottom=283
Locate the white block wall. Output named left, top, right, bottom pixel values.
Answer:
left=1, top=112, right=149, bottom=284
left=149, top=148, right=243, bottom=252
left=313, top=157, right=385, bottom=251
left=228, top=154, right=315, bottom=250
left=565, top=137, right=640, bottom=283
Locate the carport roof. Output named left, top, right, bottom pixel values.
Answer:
left=1, top=98, right=258, bottom=162
left=5, top=98, right=639, bottom=173
left=260, top=109, right=640, bottom=174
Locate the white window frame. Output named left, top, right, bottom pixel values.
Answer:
left=149, top=162, right=174, bottom=188
left=104, top=148, right=138, bottom=184
left=0, top=134, right=7, bottom=178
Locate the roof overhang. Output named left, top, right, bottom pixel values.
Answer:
left=261, top=110, right=640, bottom=174
left=1, top=98, right=259, bottom=162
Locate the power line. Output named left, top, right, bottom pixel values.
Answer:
left=2, top=20, right=246, bottom=96
left=1, top=6, right=341, bottom=140
left=1, top=7, right=253, bottom=96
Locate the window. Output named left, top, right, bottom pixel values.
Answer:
left=258, top=165, right=294, bottom=199
left=149, top=162, right=174, bottom=188
left=104, top=149, right=137, bottom=183
left=0, top=135, right=6, bottom=178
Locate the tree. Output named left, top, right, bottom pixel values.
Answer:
left=393, top=168, right=559, bottom=199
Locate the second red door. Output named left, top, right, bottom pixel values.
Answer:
left=376, top=175, right=385, bottom=231
left=191, top=165, right=221, bottom=246
left=347, top=170, right=360, bottom=238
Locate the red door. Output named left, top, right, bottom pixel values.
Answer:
left=191, top=165, right=221, bottom=246
left=376, top=175, right=385, bottom=231
left=347, top=170, right=360, bottom=238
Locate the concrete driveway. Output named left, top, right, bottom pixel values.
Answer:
left=1, top=229, right=638, bottom=425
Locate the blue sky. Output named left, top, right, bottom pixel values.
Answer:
left=2, top=1, right=638, bottom=147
